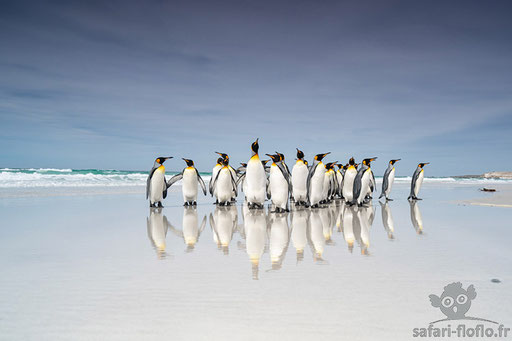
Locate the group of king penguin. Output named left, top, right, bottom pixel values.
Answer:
left=146, top=138, right=429, bottom=209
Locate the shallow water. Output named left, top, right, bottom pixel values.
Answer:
left=0, top=183, right=511, bottom=340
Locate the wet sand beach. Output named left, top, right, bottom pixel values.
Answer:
left=0, top=181, right=511, bottom=340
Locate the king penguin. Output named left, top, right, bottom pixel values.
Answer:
left=215, top=152, right=237, bottom=202
left=245, top=139, right=267, bottom=209
left=342, top=157, right=357, bottom=203
left=351, top=157, right=377, bottom=206
left=209, top=157, right=224, bottom=199
left=306, top=152, right=330, bottom=208
left=266, top=153, right=292, bottom=212
left=146, top=156, right=173, bottom=207
left=335, top=164, right=344, bottom=198
left=408, top=163, right=429, bottom=200
left=210, top=158, right=238, bottom=205
left=291, top=148, right=308, bottom=205
left=379, top=159, right=400, bottom=201
left=167, top=158, right=207, bottom=206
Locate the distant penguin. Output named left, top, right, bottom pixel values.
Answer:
left=408, top=163, right=429, bottom=200
left=322, top=162, right=337, bottom=202
left=335, top=164, right=344, bottom=198
left=351, top=157, right=377, bottom=206
left=342, top=157, right=357, bottom=202
left=245, top=139, right=267, bottom=209
left=291, top=148, right=308, bottom=205
left=146, top=156, right=173, bottom=207
left=266, top=153, right=292, bottom=212
left=306, top=152, right=330, bottom=208
left=379, top=159, right=401, bottom=201
left=167, top=158, right=207, bottom=206
left=210, top=158, right=238, bottom=205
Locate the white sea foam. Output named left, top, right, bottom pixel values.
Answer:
left=0, top=168, right=508, bottom=188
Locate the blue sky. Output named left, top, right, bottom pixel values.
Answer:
left=1, top=0, right=511, bottom=176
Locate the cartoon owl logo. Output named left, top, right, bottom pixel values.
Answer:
left=429, top=282, right=476, bottom=320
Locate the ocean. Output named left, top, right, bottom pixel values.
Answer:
left=0, top=168, right=510, bottom=188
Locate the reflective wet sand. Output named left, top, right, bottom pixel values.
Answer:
left=1, top=183, right=511, bottom=340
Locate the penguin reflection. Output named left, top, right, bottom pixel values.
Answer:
left=309, top=208, right=327, bottom=262
left=342, top=205, right=356, bottom=253
left=170, top=206, right=207, bottom=252
left=291, top=208, right=309, bottom=262
left=268, top=211, right=290, bottom=270
left=209, top=205, right=238, bottom=254
left=243, top=204, right=268, bottom=280
left=353, top=206, right=370, bottom=256
left=320, top=205, right=334, bottom=245
left=147, top=207, right=172, bottom=259
left=379, top=201, right=395, bottom=240
left=409, top=200, right=425, bottom=235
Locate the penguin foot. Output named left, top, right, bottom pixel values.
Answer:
left=149, top=203, right=155, bottom=208
left=193, top=201, right=197, bottom=206
left=157, top=202, right=163, bottom=208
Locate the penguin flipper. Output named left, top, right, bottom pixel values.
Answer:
left=371, top=170, right=376, bottom=192
left=229, top=172, right=238, bottom=197
left=146, top=167, right=158, bottom=199
left=196, top=169, right=207, bottom=195
left=306, top=164, right=317, bottom=202
left=163, top=175, right=168, bottom=199
left=381, top=168, right=390, bottom=195
left=167, top=173, right=183, bottom=188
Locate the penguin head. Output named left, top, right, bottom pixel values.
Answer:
left=314, top=152, right=330, bottom=161
left=215, top=152, right=229, bottom=164
left=296, top=148, right=304, bottom=160
left=343, top=164, right=349, bottom=170
left=390, top=159, right=401, bottom=165
left=261, top=159, right=270, bottom=166
left=325, top=162, right=336, bottom=170
left=275, top=151, right=285, bottom=161
left=362, top=157, right=377, bottom=166
left=349, top=157, right=355, bottom=165
left=216, top=157, right=224, bottom=166
left=336, top=163, right=343, bottom=170
left=419, top=162, right=430, bottom=168
left=265, top=154, right=281, bottom=163
left=304, top=160, right=309, bottom=166
left=354, top=163, right=360, bottom=169
left=182, top=158, right=194, bottom=167
left=240, top=162, right=247, bottom=167
left=155, top=156, right=173, bottom=165
left=251, top=139, right=259, bottom=155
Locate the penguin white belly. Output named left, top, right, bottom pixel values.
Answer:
left=182, top=168, right=198, bottom=202
left=336, top=172, right=343, bottom=194
left=291, top=162, right=308, bottom=202
left=269, top=215, right=289, bottom=263
left=342, top=168, right=357, bottom=202
left=322, top=172, right=330, bottom=200
left=216, top=168, right=233, bottom=203
left=291, top=210, right=308, bottom=254
left=414, top=170, right=424, bottom=196
left=309, top=166, right=325, bottom=205
left=386, top=168, right=395, bottom=196
left=269, top=165, right=288, bottom=209
left=246, top=156, right=266, bottom=204
left=357, top=171, right=371, bottom=204
left=150, top=168, right=165, bottom=204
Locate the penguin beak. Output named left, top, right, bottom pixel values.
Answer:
left=370, top=157, right=377, bottom=161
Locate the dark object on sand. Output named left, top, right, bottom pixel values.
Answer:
left=491, top=278, right=501, bottom=283
left=480, top=188, right=496, bottom=192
